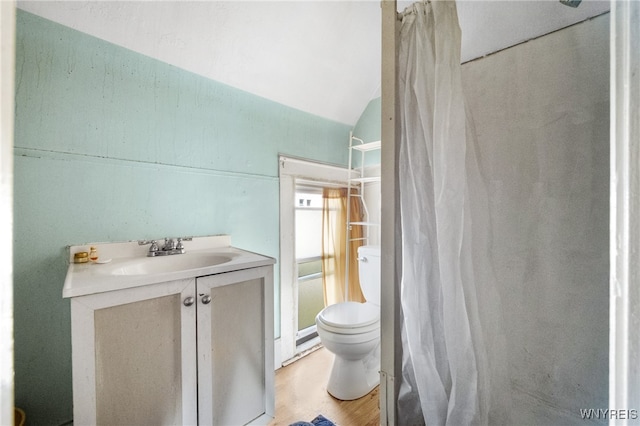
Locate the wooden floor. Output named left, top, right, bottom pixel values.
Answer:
left=269, top=347, right=380, bottom=426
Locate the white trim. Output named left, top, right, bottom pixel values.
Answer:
left=278, top=155, right=353, bottom=365
left=0, top=2, right=15, bottom=424
left=273, top=338, right=282, bottom=370
left=296, top=178, right=347, bottom=191
left=279, top=156, right=357, bottom=183
left=610, top=1, right=640, bottom=422
left=279, top=169, right=297, bottom=365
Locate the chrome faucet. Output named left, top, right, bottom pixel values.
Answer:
left=164, top=238, right=177, bottom=251
left=138, top=237, right=192, bottom=257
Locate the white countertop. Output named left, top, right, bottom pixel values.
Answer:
left=63, top=236, right=275, bottom=298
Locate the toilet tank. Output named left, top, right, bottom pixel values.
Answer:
left=357, top=245, right=380, bottom=306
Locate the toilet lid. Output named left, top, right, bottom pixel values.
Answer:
left=318, top=302, right=379, bottom=329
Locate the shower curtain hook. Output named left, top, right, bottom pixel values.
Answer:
left=421, top=0, right=430, bottom=14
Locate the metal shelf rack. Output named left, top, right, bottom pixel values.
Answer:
left=344, top=131, right=381, bottom=300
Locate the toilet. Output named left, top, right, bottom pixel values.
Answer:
left=315, top=245, right=380, bottom=400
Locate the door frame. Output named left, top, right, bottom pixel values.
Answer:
left=278, top=155, right=356, bottom=365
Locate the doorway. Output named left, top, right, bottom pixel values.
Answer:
left=278, top=156, right=355, bottom=364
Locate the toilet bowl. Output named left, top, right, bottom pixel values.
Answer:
left=316, top=245, right=380, bottom=400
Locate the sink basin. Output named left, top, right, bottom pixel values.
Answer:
left=100, top=253, right=234, bottom=276
left=64, top=236, right=277, bottom=298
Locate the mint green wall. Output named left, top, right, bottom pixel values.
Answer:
left=14, top=10, right=350, bottom=424
left=353, top=96, right=381, bottom=144
left=352, top=97, right=381, bottom=166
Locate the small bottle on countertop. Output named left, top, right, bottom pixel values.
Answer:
left=89, top=246, right=99, bottom=262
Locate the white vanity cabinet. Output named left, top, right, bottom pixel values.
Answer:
left=68, top=264, right=274, bottom=426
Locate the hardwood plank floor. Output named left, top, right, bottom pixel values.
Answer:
left=269, top=347, right=380, bottom=426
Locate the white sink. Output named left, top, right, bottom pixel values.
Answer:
left=63, top=236, right=277, bottom=298
left=98, top=253, right=234, bottom=276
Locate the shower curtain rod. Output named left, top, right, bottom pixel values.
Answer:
left=395, top=7, right=610, bottom=64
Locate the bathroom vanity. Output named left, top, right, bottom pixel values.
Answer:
left=63, top=235, right=275, bottom=425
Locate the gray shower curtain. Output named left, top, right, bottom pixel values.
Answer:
left=397, top=1, right=511, bottom=424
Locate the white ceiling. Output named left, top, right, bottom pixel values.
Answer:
left=17, top=1, right=610, bottom=126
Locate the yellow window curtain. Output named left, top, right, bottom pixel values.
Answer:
left=321, top=187, right=365, bottom=306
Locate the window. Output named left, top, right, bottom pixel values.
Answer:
left=295, top=188, right=324, bottom=345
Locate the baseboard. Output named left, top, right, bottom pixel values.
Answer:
left=274, top=336, right=323, bottom=370
left=282, top=341, right=323, bottom=367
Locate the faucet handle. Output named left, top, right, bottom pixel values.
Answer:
left=176, top=237, right=192, bottom=251
left=138, top=239, right=159, bottom=253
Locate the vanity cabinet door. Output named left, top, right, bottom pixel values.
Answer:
left=70, top=278, right=198, bottom=426
left=196, top=266, right=274, bottom=426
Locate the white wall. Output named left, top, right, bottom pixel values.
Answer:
left=462, top=15, right=609, bottom=423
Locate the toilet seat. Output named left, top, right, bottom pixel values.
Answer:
left=317, top=302, right=380, bottom=335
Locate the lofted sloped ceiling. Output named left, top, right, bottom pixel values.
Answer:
left=17, top=0, right=610, bottom=126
